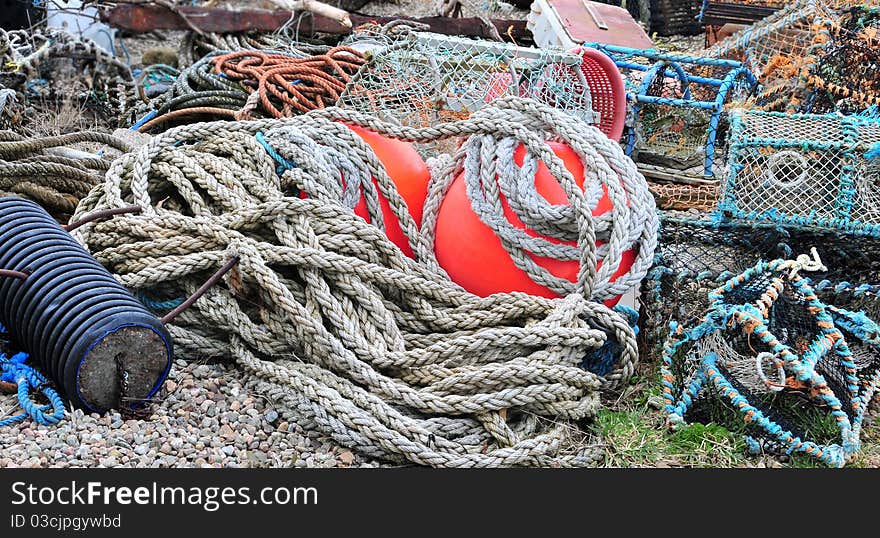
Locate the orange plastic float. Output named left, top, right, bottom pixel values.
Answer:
left=301, top=124, right=430, bottom=258
left=433, top=141, right=635, bottom=306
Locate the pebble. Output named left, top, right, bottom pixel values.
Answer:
left=0, top=361, right=378, bottom=468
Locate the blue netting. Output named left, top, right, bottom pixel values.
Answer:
left=718, top=109, right=880, bottom=236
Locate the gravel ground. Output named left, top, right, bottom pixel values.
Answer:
left=0, top=359, right=382, bottom=468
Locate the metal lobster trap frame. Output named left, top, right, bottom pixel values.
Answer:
left=339, top=32, right=600, bottom=154
left=643, top=214, right=880, bottom=467
left=718, top=109, right=880, bottom=235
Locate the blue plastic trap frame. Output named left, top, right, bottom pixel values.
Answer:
left=718, top=109, right=880, bottom=236
left=584, top=43, right=757, bottom=178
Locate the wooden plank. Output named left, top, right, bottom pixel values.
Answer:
left=101, top=4, right=532, bottom=41
left=636, top=163, right=717, bottom=185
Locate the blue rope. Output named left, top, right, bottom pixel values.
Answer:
left=130, top=109, right=158, bottom=131
left=256, top=131, right=299, bottom=175
left=0, top=324, right=65, bottom=428
left=864, top=142, right=880, bottom=160
left=136, top=292, right=185, bottom=312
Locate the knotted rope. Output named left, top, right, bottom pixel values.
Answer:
left=73, top=97, right=655, bottom=467
left=213, top=48, right=366, bottom=118
left=136, top=47, right=364, bottom=132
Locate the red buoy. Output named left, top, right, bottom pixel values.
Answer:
left=324, top=125, right=430, bottom=258
left=433, top=141, right=635, bottom=306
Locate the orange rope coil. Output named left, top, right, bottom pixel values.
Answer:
left=212, top=47, right=367, bottom=118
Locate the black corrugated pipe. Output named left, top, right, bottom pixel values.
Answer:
left=0, top=197, right=173, bottom=413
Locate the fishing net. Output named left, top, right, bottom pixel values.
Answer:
left=660, top=256, right=880, bottom=466
left=704, top=1, right=880, bottom=112
left=706, top=0, right=831, bottom=73
left=804, top=6, right=880, bottom=114
left=642, top=216, right=880, bottom=358
left=338, top=32, right=599, bottom=156
left=719, top=109, right=880, bottom=232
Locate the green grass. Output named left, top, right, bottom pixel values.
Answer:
left=589, top=359, right=880, bottom=468
left=592, top=407, right=747, bottom=467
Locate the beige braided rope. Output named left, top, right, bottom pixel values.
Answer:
left=73, top=97, right=654, bottom=466
left=0, top=131, right=131, bottom=218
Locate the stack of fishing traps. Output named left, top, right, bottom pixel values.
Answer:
left=338, top=32, right=599, bottom=155
left=644, top=68, right=880, bottom=463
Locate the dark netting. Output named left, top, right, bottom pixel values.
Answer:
left=721, top=273, right=775, bottom=307
left=665, top=325, right=843, bottom=451
left=642, top=216, right=880, bottom=353
left=768, top=283, right=821, bottom=353
left=660, top=256, right=880, bottom=466
left=805, top=6, right=880, bottom=114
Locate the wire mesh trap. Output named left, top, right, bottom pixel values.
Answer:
left=338, top=32, right=600, bottom=155
left=703, top=1, right=880, bottom=113
left=718, top=109, right=880, bottom=234
left=705, top=0, right=832, bottom=75
left=660, top=257, right=880, bottom=466
left=803, top=5, right=880, bottom=115
left=0, top=27, right=134, bottom=133
left=649, top=0, right=704, bottom=36
left=586, top=43, right=757, bottom=179
left=642, top=216, right=880, bottom=359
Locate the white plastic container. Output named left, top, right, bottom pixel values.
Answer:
left=527, top=0, right=653, bottom=50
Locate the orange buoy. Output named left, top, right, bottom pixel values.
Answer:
left=317, top=124, right=430, bottom=258
left=433, top=141, right=635, bottom=306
